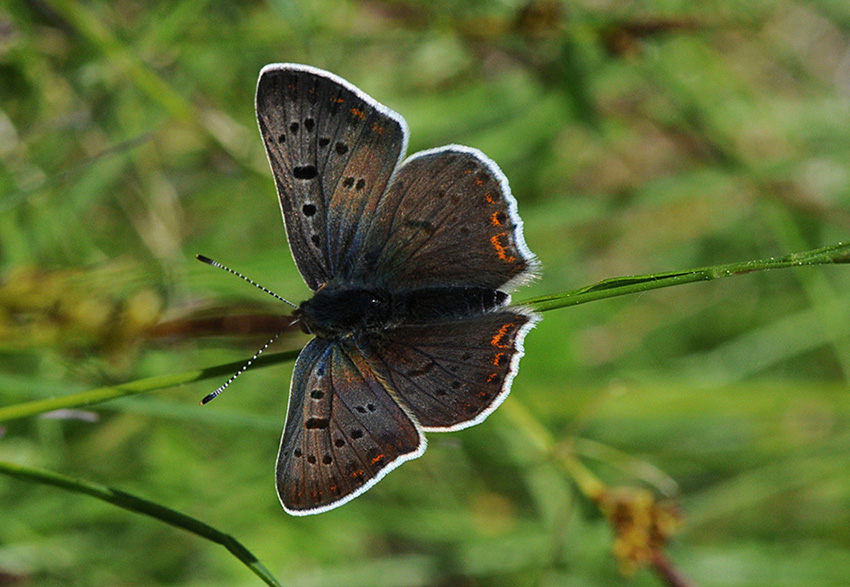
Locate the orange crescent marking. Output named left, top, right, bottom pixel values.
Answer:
left=490, top=233, right=516, bottom=263
left=491, top=323, right=515, bottom=348
left=491, top=211, right=503, bottom=226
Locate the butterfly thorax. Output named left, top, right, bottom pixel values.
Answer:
left=296, top=287, right=392, bottom=339
left=296, top=284, right=509, bottom=340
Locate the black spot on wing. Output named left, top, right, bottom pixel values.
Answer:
left=293, top=165, right=318, bottom=180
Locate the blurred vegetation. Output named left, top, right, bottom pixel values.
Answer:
left=2, top=0, right=850, bottom=585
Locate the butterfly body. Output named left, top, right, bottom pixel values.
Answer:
left=297, top=285, right=509, bottom=339
left=254, top=63, right=540, bottom=515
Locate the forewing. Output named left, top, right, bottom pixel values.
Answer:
left=363, top=309, right=539, bottom=431
left=277, top=338, right=425, bottom=515
left=256, top=64, right=408, bottom=290
left=350, top=146, right=538, bottom=291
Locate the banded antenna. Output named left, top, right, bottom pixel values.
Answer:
left=196, top=255, right=297, bottom=307
left=195, top=254, right=299, bottom=404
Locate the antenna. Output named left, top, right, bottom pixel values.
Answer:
left=200, top=331, right=281, bottom=404
left=195, top=254, right=297, bottom=308
left=195, top=254, right=301, bottom=404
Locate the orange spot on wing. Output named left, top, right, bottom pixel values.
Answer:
left=475, top=177, right=484, bottom=185
left=332, top=97, right=344, bottom=104
left=370, top=453, right=385, bottom=465
left=372, top=122, right=385, bottom=134
left=485, top=192, right=496, bottom=204
left=351, top=107, right=366, bottom=120
left=486, top=373, right=499, bottom=383
left=351, top=469, right=364, bottom=478
left=491, top=323, right=515, bottom=348
left=491, top=211, right=503, bottom=226
left=492, top=352, right=505, bottom=366
left=490, top=233, right=516, bottom=263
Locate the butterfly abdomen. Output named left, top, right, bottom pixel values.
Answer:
left=394, top=287, right=509, bottom=324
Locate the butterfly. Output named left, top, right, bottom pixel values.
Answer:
left=254, top=63, right=540, bottom=515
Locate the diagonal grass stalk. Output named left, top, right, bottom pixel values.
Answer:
left=0, top=460, right=281, bottom=587
left=0, top=351, right=301, bottom=423
left=522, top=241, right=850, bottom=312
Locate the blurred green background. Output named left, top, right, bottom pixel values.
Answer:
left=2, top=0, right=850, bottom=585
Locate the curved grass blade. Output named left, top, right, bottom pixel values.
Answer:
left=0, top=460, right=281, bottom=587
left=0, top=350, right=300, bottom=423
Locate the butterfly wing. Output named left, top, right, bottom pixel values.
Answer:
left=277, top=337, right=425, bottom=515
left=256, top=64, right=408, bottom=291
left=362, top=309, right=539, bottom=431
left=348, top=146, right=538, bottom=292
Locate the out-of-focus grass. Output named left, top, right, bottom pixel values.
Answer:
left=2, top=1, right=850, bottom=585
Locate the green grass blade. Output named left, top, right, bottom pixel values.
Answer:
left=0, top=349, right=300, bottom=423
left=521, top=241, right=850, bottom=312
left=0, top=460, right=281, bottom=586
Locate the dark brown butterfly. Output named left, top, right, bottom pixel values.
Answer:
left=254, top=64, right=540, bottom=515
